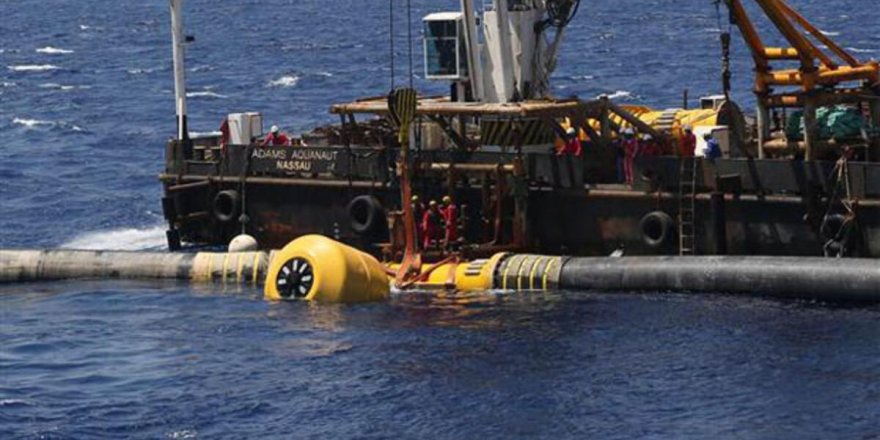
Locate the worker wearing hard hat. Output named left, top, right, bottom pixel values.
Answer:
left=557, top=126, right=583, bottom=156
left=261, top=125, right=291, bottom=147
left=621, top=128, right=640, bottom=185
left=680, top=125, right=696, bottom=157
left=422, top=200, right=445, bottom=249
left=441, top=195, right=459, bottom=245
left=640, top=133, right=662, bottom=157
left=703, top=133, right=722, bottom=160
left=411, top=195, right=425, bottom=245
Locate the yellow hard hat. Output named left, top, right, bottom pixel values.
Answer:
left=442, top=195, right=452, bottom=204
left=411, top=195, right=420, bottom=202
left=429, top=200, right=438, bottom=206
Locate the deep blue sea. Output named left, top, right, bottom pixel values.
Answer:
left=2, top=1, right=879, bottom=438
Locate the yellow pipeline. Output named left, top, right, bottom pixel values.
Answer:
left=397, top=253, right=564, bottom=293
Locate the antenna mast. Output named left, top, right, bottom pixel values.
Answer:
left=169, top=0, right=188, bottom=141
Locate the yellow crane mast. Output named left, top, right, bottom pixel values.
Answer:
left=726, top=0, right=880, bottom=160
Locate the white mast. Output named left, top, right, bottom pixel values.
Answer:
left=460, top=0, right=484, bottom=101
left=169, top=0, right=188, bottom=141
left=484, top=0, right=516, bottom=103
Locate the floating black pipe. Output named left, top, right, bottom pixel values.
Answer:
left=556, top=256, right=880, bottom=303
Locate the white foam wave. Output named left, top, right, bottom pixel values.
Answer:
left=819, top=29, right=840, bottom=37
left=189, top=65, right=214, bottom=73
left=39, top=83, right=90, bottom=91
left=846, top=47, right=876, bottom=54
left=1, top=81, right=15, bottom=88
left=0, top=399, right=32, bottom=407
left=126, top=67, right=158, bottom=75
left=7, top=64, right=60, bottom=72
left=13, top=117, right=55, bottom=128
left=186, top=91, right=227, bottom=99
left=601, top=90, right=634, bottom=100
left=13, top=117, right=85, bottom=132
left=61, top=226, right=169, bottom=251
left=36, top=46, right=74, bottom=55
left=268, top=75, right=300, bottom=88
left=79, top=24, right=91, bottom=30
left=316, top=71, right=334, bottom=77
left=570, top=74, right=594, bottom=80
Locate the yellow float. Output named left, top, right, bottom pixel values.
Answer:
left=263, top=235, right=390, bottom=303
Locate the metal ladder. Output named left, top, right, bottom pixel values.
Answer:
left=678, top=156, right=697, bottom=255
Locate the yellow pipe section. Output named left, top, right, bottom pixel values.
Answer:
left=764, top=47, right=799, bottom=60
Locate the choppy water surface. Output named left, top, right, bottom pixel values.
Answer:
left=3, top=284, right=879, bottom=439
left=2, top=0, right=879, bottom=438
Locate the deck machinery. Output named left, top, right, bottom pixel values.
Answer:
left=160, top=0, right=880, bottom=268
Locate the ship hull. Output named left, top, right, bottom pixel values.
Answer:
left=160, top=142, right=880, bottom=258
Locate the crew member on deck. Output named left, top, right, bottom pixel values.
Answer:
left=557, top=127, right=583, bottom=156
left=622, top=128, right=640, bottom=185
left=411, top=195, right=425, bottom=245
left=262, top=125, right=291, bottom=147
left=441, top=195, right=459, bottom=246
left=703, top=133, right=721, bottom=159
left=640, top=133, right=662, bottom=157
left=422, top=200, right=445, bottom=250
left=680, top=125, right=696, bottom=157
left=219, top=118, right=230, bottom=150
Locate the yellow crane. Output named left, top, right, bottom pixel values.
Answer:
left=726, top=0, right=880, bottom=159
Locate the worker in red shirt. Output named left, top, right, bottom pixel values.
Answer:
left=261, top=125, right=291, bottom=147
left=557, top=127, right=583, bottom=156
left=621, top=128, right=640, bottom=185
left=422, top=200, right=445, bottom=250
left=219, top=119, right=230, bottom=149
left=680, top=125, right=696, bottom=157
left=640, top=133, right=662, bottom=157
left=441, top=195, right=458, bottom=245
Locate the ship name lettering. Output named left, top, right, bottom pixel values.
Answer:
left=275, top=160, right=312, bottom=172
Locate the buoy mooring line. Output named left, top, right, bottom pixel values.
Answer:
left=2, top=236, right=879, bottom=304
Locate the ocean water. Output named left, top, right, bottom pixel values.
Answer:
left=1, top=0, right=879, bottom=438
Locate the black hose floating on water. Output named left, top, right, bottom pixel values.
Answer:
left=556, top=256, right=880, bottom=303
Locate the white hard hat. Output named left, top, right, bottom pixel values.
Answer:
left=643, top=133, right=653, bottom=141
left=683, top=124, right=692, bottom=131
left=566, top=127, right=577, bottom=136
left=270, top=125, right=280, bottom=134
left=623, top=127, right=634, bottom=135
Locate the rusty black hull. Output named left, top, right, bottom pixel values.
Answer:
left=160, top=143, right=880, bottom=258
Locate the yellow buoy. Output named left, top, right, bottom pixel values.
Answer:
left=264, top=235, right=390, bottom=303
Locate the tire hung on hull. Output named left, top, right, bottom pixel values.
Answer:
left=347, top=195, right=385, bottom=235
left=213, top=190, right=241, bottom=223
left=639, top=211, right=675, bottom=250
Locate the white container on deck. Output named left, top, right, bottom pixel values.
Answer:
left=228, top=112, right=263, bottom=145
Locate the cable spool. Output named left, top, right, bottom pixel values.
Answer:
left=213, top=190, right=240, bottom=223
left=639, top=211, right=675, bottom=249
left=347, top=195, right=385, bottom=235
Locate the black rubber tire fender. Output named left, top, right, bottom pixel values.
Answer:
left=213, top=190, right=241, bottom=223
left=347, top=195, right=384, bottom=235
left=639, top=211, right=675, bottom=249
